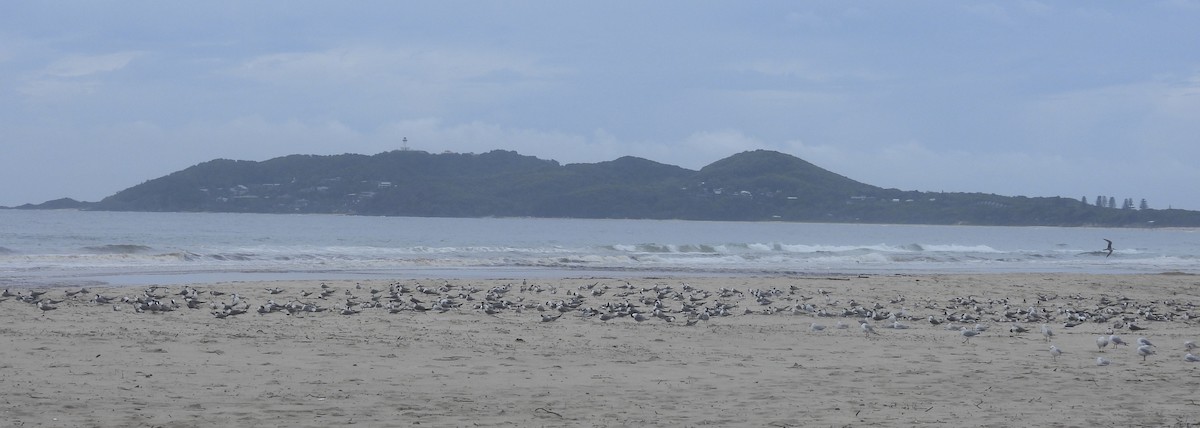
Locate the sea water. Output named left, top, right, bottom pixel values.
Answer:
left=1, top=210, right=1197, bottom=287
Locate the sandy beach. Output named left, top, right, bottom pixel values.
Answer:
left=3, top=273, right=1200, bottom=427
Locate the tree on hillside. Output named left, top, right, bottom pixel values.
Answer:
left=1140, top=199, right=1149, bottom=210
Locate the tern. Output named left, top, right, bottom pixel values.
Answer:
left=1102, top=239, right=1114, bottom=257
left=38, top=301, right=58, bottom=313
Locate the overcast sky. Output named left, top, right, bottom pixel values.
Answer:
left=3, top=1, right=1199, bottom=210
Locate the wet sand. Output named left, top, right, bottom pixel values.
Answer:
left=3, top=273, right=1200, bottom=427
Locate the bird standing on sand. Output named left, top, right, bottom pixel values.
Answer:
left=1137, top=344, right=1155, bottom=361
left=1041, top=324, right=1054, bottom=342
left=861, top=321, right=879, bottom=337
left=1109, top=335, right=1128, bottom=347
left=1049, top=344, right=1063, bottom=361
left=960, top=326, right=980, bottom=343
left=1096, top=336, right=1110, bottom=352
left=37, top=301, right=58, bottom=313
left=1103, top=239, right=1114, bottom=258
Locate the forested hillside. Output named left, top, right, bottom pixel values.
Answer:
left=26, top=149, right=1200, bottom=227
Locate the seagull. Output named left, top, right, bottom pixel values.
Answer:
left=861, top=321, right=879, bottom=337
left=1137, top=337, right=1154, bottom=348
left=1186, top=353, right=1200, bottom=363
left=1096, top=336, right=1110, bottom=352
left=835, top=320, right=849, bottom=329
left=1009, top=323, right=1029, bottom=334
left=1049, top=344, right=1063, bottom=361
left=960, top=326, right=980, bottom=343
left=540, top=314, right=561, bottom=322
left=810, top=323, right=827, bottom=332
left=1096, top=357, right=1110, bottom=366
left=1109, top=334, right=1128, bottom=347
left=631, top=313, right=650, bottom=322
left=1186, top=341, right=1197, bottom=352
left=1137, top=344, right=1155, bottom=361
left=1103, top=239, right=1114, bottom=257
left=1041, top=324, right=1054, bottom=342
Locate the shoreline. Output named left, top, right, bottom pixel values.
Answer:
left=3, top=273, right=1199, bottom=426
left=7, top=265, right=1194, bottom=289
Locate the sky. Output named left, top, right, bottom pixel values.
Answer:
left=2, top=1, right=1199, bottom=209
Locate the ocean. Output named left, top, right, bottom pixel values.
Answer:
left=1, top=210, right=1197, bottom=287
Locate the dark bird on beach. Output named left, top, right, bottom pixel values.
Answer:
left=1103, top=239, right=1114, bottom=257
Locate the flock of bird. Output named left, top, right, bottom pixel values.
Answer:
left=4, top=277, right=1199, bottom=365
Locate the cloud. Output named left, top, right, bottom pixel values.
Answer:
left=216, top=45, right=569, bottom=120
left=959, top=1, right=1052, bottom=24
left=227, top=45, right=564, bottom=87
left=732, top=60, right=838, bottom=82
left=43, top=51, right=140, bottom=77
left=1020, top=72, right=1200, bottom=156
left=14, top=51, right=142, bottom=102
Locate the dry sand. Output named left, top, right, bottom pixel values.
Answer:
left=2, top=273, right=1200, bottom=427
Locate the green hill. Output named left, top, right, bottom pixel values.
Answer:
left=71, top=149, right=1200, bottom=227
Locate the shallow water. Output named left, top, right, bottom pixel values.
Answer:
left=1, top=210, right=1197, bottom=286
